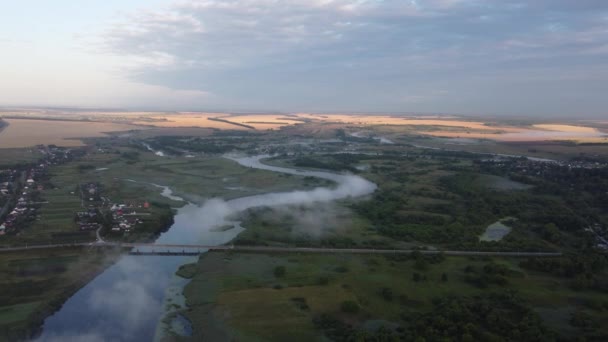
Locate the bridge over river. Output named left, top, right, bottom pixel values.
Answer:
left=27, top=154, right=564, bottom=341
left=0, top=241, right=563, bottom=257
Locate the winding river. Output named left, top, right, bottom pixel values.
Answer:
left=36, top=155, right=376, bottom=341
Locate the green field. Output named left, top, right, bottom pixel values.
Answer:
left=2, top=144, right=318, bottom=245
left=177, top=140, right=608, bottom=341
left=64, top=148, right=317, bottom=202
left=0, top=148, right=42, bottom=168
left=0, top=247, right=122, bottom=339
left=181, top=251, right=608, bottom=341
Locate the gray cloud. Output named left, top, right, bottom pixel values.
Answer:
left=101, top=0, right=608, bottom=116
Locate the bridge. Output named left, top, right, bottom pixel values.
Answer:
left=0, top=241, right=563, bottom=257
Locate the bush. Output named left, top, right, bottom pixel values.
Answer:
left=274, top=265, right=286, bottom=277
left=380, top=287, right=393, bottom=301
left=334, top=266, right=349, bottom=273
left=341, top=300, right=360, bottom=313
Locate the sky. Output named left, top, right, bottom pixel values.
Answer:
left=1, top=0, right=607, bottom=117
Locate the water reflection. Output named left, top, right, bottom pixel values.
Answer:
left=36, top=155, right=376, bottom=341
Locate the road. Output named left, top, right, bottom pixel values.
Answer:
left=0, top=241, right=563, bottom=257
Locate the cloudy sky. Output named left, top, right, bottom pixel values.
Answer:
left=1, top=0, right=607, bottom=116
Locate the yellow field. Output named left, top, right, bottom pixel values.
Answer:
left=421, top=123, right=607, bottom=142
left=132, top=113, right=303, bottom=130
left=1, top=111, right=606, bottom=145
left=0, top=118, right=140, bottom=148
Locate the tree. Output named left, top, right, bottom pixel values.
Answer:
left=380, top=287, right=393, bottom=301
left=541, top=223, right=561, bottom=243
left=341, top=300, right=360, bottom=313
left=441, top=273, right=448, bottom=282
left=414, top=258, right=429, bottom=271
left=274, top=265, right=286, bottom=277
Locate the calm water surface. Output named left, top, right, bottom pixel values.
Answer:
left=36, top=155, right=376, bottom=341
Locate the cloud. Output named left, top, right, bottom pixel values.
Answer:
left=98, top=0, right=608, bottom=115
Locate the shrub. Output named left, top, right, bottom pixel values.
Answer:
left=341, top=300, right=360, bottom=313
left=380, top=287, right=393, bottom=301
left=334, top=266, right=349, bottom=273
left=274, top=265, right=286, bottom=277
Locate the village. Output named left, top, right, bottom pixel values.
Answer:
left=0, top=167, right=40, bottom=236
left=0, top=145, right=77, bottom=236
left=0, top=145, right=151, bottom=240
left=75, top=181, right=151, bottom=238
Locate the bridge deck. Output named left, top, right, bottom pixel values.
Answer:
left=0, top=241, right=563, bottom=257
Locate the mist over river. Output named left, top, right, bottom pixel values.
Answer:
left=36, top=155, right=376, bottom=341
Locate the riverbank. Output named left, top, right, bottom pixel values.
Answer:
left=0, top=247, right=123, bottom=340
left=4, top=150, right=336, bottom=341
left=0, top=119, right=7, bottom=134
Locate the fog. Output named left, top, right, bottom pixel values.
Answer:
left=37, top=155, right=377, bottom=341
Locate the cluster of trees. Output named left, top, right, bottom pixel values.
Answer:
left=120, top=151, right=140, bottom=163
left=77, top=164, right=96, bottom=173
left=352, top=186, right=482, bottom=245
left=127, top=202, right=174, bottom=240
left=313, top=313, right=399, bottom=341
left=463, top=262, right=510, bottom=288
left=478, top=159, right=608, bottom=223
left=293, top=156, right=358, bottom=173
left=402, top=292, right=555, bottom=341
left=314, top=292, right=559, bottom=341
left=520, top=253, right=608, bottom=292
left=146, top=136, right=240, bottom=155
left=207, top=117, right=254, bottom=129
left=349, top=149, right=607, bottom=254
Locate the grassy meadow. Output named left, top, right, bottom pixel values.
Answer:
left=181, top=251, right=608, bottom=341
left=0, top=247, right=122, bottom=339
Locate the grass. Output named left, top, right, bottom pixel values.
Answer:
left=3, top=145, right=317, bottom=245
left=183, top=252, right=608, bottom=341
left=0, top=302, right=42, bottom=325
left=0, top=247, right=122, bottom=338
left=176, top=263, right=197, bottom=279
left=66, top=148, right=316, bottom=202
left=0, top=148, right=42, bottom=168
left=476, top=174, right=533, bottom=191
left=234, top=202, right=393, bottom=248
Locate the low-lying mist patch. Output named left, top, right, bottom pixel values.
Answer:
left=236, top=202, right=356, bottom=244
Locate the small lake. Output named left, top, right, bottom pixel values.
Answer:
left=480, top=220, right=512, bottom=242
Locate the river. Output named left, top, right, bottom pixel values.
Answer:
left=35, top=155, right=376, bottom=341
